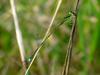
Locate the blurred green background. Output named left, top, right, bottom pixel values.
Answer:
left=0, top=0, right=100, bottom=75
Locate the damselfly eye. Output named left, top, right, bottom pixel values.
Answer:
left=28, top=57, right=32, bottom=62
left=28, top=58, right=30, bottom=62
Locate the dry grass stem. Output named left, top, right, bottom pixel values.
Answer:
left=10, top=0, right=26, bottom=71
left=62, top=0, right=80, bottom=75
left=25, top=0, right=63, bottom=74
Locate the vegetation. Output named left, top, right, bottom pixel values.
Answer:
left=0, top=0, right=100, bottom=75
